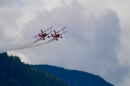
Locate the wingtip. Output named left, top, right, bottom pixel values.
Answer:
left=51, top=26, right=53, bottom=28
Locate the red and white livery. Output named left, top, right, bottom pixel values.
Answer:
left=33, top=26, right=53, bottom=41
left=48, top=27, right=67, bottom=41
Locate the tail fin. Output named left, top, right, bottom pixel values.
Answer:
left=41, top=29, right=43, bottom=33
left=54, top=30, right=56, bottom=34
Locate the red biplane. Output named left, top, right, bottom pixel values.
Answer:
left=48, top=27, right=67, bottom=41
left=33, top=26, right=53, bottom=41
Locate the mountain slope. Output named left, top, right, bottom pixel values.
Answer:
left=0, top=53, right=69, bottom=86
left=30, top=65, right=114, bottom=86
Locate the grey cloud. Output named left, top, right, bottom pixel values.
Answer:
left=0, top=0, right=129, bottom=86
left=0, top=0, right=20, bottom=7
left=21, top=1, right=128, bottom=85
left=0, top=0, right=24, bottom=52
left=86, top=9, right=126, bottom=85
left=0, top=0, right=24, bottom=7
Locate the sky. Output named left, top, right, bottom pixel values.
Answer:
left=0, top=0, right=130, bottom=86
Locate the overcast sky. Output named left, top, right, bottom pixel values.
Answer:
left=0, top=0, right=130, bottom=86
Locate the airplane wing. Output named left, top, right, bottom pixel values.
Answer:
left=61, top=31, right=67, bottom=35
left=47, top=30, right=53, bottom=35
left=33, top=35, right=39, bottom=38
left=41, top=26, right=53, bottom=33
left=56, top=27, right=66, bottom=33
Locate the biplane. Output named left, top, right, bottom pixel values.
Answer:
left=33, top=26, right=53, bottom=41
left=48, top=27, right=67, bottom=41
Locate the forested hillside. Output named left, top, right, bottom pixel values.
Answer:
left=31, top=65, right=114, bottom=86
left=0, top=52, right=114, bottom=86
left=0, top=53, right=68, bottom=86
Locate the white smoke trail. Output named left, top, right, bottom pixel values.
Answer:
left=6, top=39, right=42, bottom=51
left=22, top=38, right=55, bottom=49
left=20, top=39, right=42, bottom=48
left=7, top=38, right=55, bottom=51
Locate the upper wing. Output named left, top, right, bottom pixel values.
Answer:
left=47, top=30, right=53, bottom=35
left=60, top=31, right=67, bottom=35
left=41, top=26, right=53, bottom=33
left=56, top=27, right=66, bottom=33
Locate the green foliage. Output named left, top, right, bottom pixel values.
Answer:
left=0, top=53, right=69, bottom=86
left=30, top=65, right=114, bottom=86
